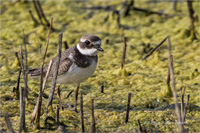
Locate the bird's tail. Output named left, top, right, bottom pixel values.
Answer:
left=28, top=68, right=41, bottom=77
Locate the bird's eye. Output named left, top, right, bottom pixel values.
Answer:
left=85, top=40, right=90, bottom=45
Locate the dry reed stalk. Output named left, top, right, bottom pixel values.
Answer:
left=80, top=91, right=85, bottom=133
left=14, top=68, right=21, bottom=99
left=173, top=0, right=178, bottom=11
left=74, top=85, right=80, bottom=112
left=28, top=10, right=39, bottom=26
left=15, top=52, right=21, bottom=67
left=167, top=37, right=184, bottom=132
left=19, top=44, right=26, bottom=132
left=22, top=30, right=28, bottom=99
left=124, top=0, right=134, bottom=17
left=125, top=92, right=131, bottom=123
left=180, top=85, right=190, bottom=123
left=42, top=60, right=53, bottom=92
left=142, top=36, right=168, bottom=60
left=64, top=41, right=69, bottom=50
left=13, top=52, right=21, bottom=99
left=132, top=7, right=166, bottom=16
left=187, top=0, right=195, bottom=30
left=101, top=84, right=104, bottom=93
left=46, top=33, right=63, bottom=113
left=183, top=95, right=190, bottom=122
left=19, top=87, right=26, bottom=132
left=36, top=0, right=50, bottom=27
left=113, top=10, right=120, bottom=28
left=4, top=113, right=15, bottom=133
left=67, top=90, right=74, bottom=98
left=33, top=0, right=44, bottom=25
left=180, top=87, right=185, bottom=121
left=31, top=60, right=53, bottom=124
left=137, top=119, right=143, bottom=133
left=166, top=66, right=170, bottom=86
left=187, top=0, right=197, bottom=40
left=56, top=105, right=60, bottom=124
left=34, top=18, right=53, bottom=128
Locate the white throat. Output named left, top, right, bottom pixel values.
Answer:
left=77, top=43, right=98, bottom=56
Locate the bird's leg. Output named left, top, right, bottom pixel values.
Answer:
left=74, top=84, right=80, bottom=112
left=56, top=84, right=64, bottom=110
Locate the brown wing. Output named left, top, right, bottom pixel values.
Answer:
left=29, top=46, right=76, bottom=77
left=45, top=50, right=75, bottom=77
left=47, top=58, right=72, bottom=77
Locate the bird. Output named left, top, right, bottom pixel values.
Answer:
left=28, top=34, right=103, bottom=110
left=29, top=34, right=103, bottom=84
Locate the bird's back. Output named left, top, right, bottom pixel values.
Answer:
left=28, top=46, right=98, bottom=79
left=28, top=46, right=75, bottom=77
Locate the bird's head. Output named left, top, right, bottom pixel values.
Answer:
left=77, top=34, right=103, bottom=56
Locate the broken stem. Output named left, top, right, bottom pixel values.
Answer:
left=173, top=0, right=178, bottom=11
left=33, top=0, right=44, bottom=25
left=64, top=41, right=69, bottom=50
left=125, top=92, right=131, bottom=123
left=36, top=0, right=50, bottom=27
left=101, top=84, right=104, bottom=93
left=166, top=66, right=170, bottom=86
left=187, top=0, right=195, bottom=30
left=28, top=10, right=39, bottom=26
left=142, top=36, right=168, bottom=60
left=137, top=119, right=143, bottom=133
left=132, top=7, right=167, bottom=16
left=67, top=90, right=74, bottom=99
left=74, top=84, right=80, bottom=112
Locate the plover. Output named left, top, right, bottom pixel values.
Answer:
left=29, top=34, right=103, bottom=111
left=29, top=34, right=103, bottom=85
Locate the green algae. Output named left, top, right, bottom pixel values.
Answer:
left=1, top=0, right=200, bottom=132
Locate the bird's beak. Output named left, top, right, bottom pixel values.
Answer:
left=97, top=46, right=104, bottom=52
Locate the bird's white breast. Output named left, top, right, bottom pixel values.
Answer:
left=57, top=60, right=97, bottom=84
